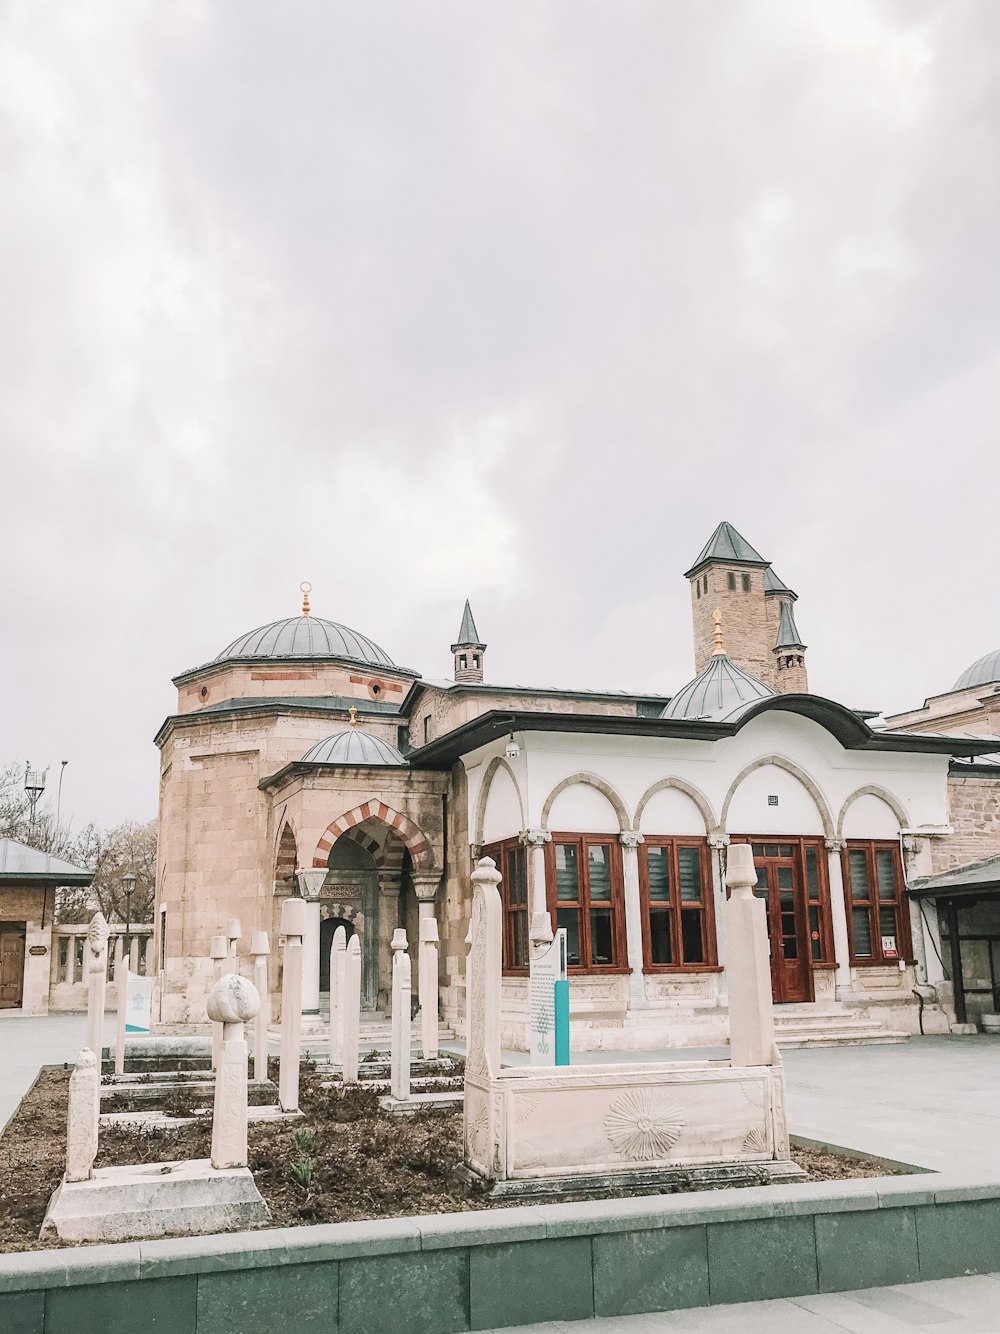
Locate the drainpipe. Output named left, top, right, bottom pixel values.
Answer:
left=945, top=898, right=967, bottom=1026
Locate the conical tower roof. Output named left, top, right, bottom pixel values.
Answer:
left=685, top=522, right=769, bottom=578
left=774, top=600, right=806, bottom=651
left=451, top=599, right=485, bottom=649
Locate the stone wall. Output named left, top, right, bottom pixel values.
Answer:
left=933, top=775, right=1000, bottom=872
left=690, top=566, right=772, bottom=681
left=174, top=660, right=414, bottom=715
left=409, top=685, right=643, bottom=750
left=0, top=883, right=52, bottom=1014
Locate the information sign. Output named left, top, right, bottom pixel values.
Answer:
left=125, top=972, right=152, bottom=1033
left=529, top=929, right=569, bottom=1066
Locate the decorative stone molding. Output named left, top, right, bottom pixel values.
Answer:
left=707, top=831, right=730, bottom=850
left=519, top=829, right=552, bottom=849
left=835, top=785, right=909, bottom=841
left=473, top=757, right=526, bottom=848
left=618, top=831, right=644, bottom=850
left=719, top=754, right=835, bottom=840
left=412, top=872, right=442, bottom=902
left=539, top=772, right=631, bottom=833
left=295, top=869, right=327, bottom=901
left=633, top=778, right=717, bottom=834
left=312, top=802, right=434, bottom=871
left=823, top=838, right=846, bottom=853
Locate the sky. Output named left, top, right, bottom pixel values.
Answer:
left=1, top=0, right=998, bottom=831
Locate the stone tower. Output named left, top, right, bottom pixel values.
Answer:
left=686, top=522, right=807, bottom=692
left=451, top=600, right=486, bottom=683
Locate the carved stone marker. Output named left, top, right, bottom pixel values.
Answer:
left=279, top=897, right=306, bottom=1112
left=114, top=935, right=127, bottom=1076
left=249, top=931, right=270, bottom=1082
left=342, top=935, right=362, bottom=1084
left=210, top=934, right=228, bottom=1071
left=390, top=928, right=411, bottom=1102
left=328, top=924, right=347, bottom=1066
left=207, top=974, right=260, bottom=1170
left=85, top=912, right=110, bottom=1060
left=724, top=842, right=778, bottom=1067
left=419, top=914, right=439, bottom=1060
left=65, top=1049, right=100, bottom=1183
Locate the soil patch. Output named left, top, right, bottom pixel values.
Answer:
left=0, top=1066, right=899, bottom=1253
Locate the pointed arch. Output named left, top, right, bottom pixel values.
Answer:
left=473, top=756, right=526, bottom=847
left=633, top=777, right=717, bottom=833
left=720, top=754, right=835, bottom=839
left=539, top=772, right=630, bottom=833
left=312, top=802, right=434, bottom=871
left=836, top=785, right=909, bottom=840
left=274, top=819, right=298, bottom=882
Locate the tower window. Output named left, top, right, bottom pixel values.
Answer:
left=696, top=582, right=701, bottom=600
left=727, top=572, right=736, bottom=590
left=473, top=655, right=480, bottom=668
left=703, top=575, right=708, bottom=594
left=741, top=573, right=751, bottom=592
left=459, top=654, right=467, bottom=669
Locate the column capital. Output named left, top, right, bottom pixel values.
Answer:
left=824, top=837, right=846, bottom=853
left=519, top=828, right=552, bottom=848
left=295, top=869, right=327, bottom=901
left=468, top=841, right=483, bottom=861
left=412, top=872, right=442, bottom=902
left=619, top=831, right=644, bottom=850
left=707, top=832, right=730, bottom=849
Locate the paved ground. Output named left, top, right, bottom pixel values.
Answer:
left=484, top=1274, right=1000, bottom=1332
left=0, top=1010, right=116, bottom=1131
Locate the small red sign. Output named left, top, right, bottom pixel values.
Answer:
left=810, top=930, right=820, bottom=941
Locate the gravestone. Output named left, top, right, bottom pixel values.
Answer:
left=419, top=914, right=439, bottom=1059
left=207, top=974, right=260, bottom=1170
left=85, top=912, right=110, bottom=1060
left=342, top=934, right=362, bottom=1084
left=278, top=898, right=306, bottom=1112
left=328, top=924, right=347, bottom=1066
left=65, top=1049, right=100, bottom=1183
left=724, top=843, right=778, bottom=1067
left=210, top=934, right=228, bottom=1071
left=390, top=928, right=411, bottom=1102
left=249, top=931, right=271, bottom=1082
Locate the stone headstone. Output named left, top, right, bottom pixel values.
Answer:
left=249, top=931, right=270, bottom=1082
left=724, top=843, right=777, bottom=1067
left=85, top=912, right=110, bottom=1060
left=207, top=974, right=260, bottom=1170
left=466, top=857, right=503, bottom=1083
left=419, top=915, right=439, bottom=1060
left=278, top=897, right=306, bottom=1112
left=342, top=935, right=362, bottom=1084
left=210, top=934, right=228, bottom=1071
left=328, top=924, right=347, bottom=1066
left=66, top=1048, right=100, bottom=1183
left=390, top=932, right=411, bottom=1102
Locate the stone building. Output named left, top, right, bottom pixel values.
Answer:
left=152, top=527, right=1000, bottom=1044
left=0, top=840, right=93, bottom=1015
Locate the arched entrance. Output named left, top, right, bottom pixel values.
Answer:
left=319, top=916, right=355, bottom=992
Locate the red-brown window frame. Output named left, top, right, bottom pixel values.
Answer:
left=482, top=837, right=530, bottom=976
left=728, top=836, right=836, bottom=967
left=638, top=838, right=719, bottom=972
left=841, top=840, right=912, bottom=965
left=544, top=833, right=629, bottom=974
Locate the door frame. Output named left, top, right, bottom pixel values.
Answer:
left=0, top=922, right=27, bottom=1010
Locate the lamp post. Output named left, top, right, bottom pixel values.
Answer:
left=121, top=872, right=136, bottom=961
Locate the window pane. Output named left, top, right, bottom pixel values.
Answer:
left=752, top=844, right=765, bottom=856
left=809, top=905, right=822, bottom=960
left=875, top=850, right=898, bottom=902
left=508, top=846, right=527, bottom=905
left=590, top=908, right=614, bottom=965
left=557, top=907, right=580, bottom=965
left=646, top=847, right=671, bottom=902
left=680, top=910, right=704, bottom=963
left=779, top=845, right=793, bottom=858
left=765, top=844, right=779, bottom=857
left=555, top=844, right=580, bottom=901
left=805, top=847, right=820, bottom=899
left=852, top=907, right=873, bottom=956
left=588, top=844, right=613, bottom=902
left=848, top=850, right=871, bottom=901
left=678, top=848, right=702, bottom=902
left=879, top=907, right=898, bottom=947
left=649, top=908, right=672, bottom=964
left=512, top=910, right=528, bottom=968
left=777, top=867, right=793, bottom=890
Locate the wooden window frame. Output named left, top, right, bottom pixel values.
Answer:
left=482, top=837, right=530, bottom=976
left=638, top=838, right=719, bottom=972
left=544, top=833, right=629, bottom=974
left=841, top=840, right=912, bottom=966
left=729, top=836, right=836, bottom=968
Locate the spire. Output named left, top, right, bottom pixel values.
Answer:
left=300, top=581, right=312, bottom=616
left=685, top=522, right=769, bottom=578
left=451, top=600, right=486, bottom=683
left=712, top=608, right=726, bottom=656
left=774, top=600, right=806, bottom=651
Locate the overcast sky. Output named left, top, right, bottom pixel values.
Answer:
left=2, top=1, right=998, bottom=831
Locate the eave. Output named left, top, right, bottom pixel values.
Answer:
left=172, top=654, right=422, bottom=688
left=259, top=760, right=411, bottom=793
left=154, top=697, right=399, bottom=748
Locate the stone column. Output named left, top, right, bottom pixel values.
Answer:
left=85, top=912, right=110, bottom=1061
left=128, top=937, right=141, bottom=975
left=210, top=935, right=228, bottom=1071
left=412, top=872, right=441, bottom=1035
left=724, top=843, right=777, bottom=1067
left=65, top=1049, right=100, bottom=1183
left=342, top=935, right=362, bottom=1084
left=278, top=898, right=306, bottom=1113
left=390, top=928, right=411, bottom=1102
left=249, top=932, right=271, bottom=1082
left=295, top=870, right=326, bottom=1018
left=708, top=832, right=730, bottom=1007
left=378, top=871, right=399, bottom=1011
left=328, top=925, right=347, bottom=1066
left=519, top=829, right=553, bottom=952
left=207, top=975, right=260, bottom=1171
left=825, top=838, right=852, bottom=989
left=114, top=935, right=127, bottom=1076
left=225, top=918, right=241, bottom=963
left=619, top=831, right=647, bottom=1009
left=419, top=915, right=440, bottom=1059
left=467, top=856, right=503, bottom=1080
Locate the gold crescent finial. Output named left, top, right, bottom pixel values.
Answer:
left=712, top=608, right=726, bottom=656
left=348, top=706, right=358, bottom=728
left=300, top=581, right=312, bottom=616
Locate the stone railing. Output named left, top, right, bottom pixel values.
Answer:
left=48, top=924, right=153, bottom=1011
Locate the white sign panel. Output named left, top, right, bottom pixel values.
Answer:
left=125, top=972, right=152, bottom=1033
left=528, top=930, right=567, bottom=1065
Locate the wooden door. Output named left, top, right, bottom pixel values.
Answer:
left=751, top=843, right=810, bottom=1004
left=0, top=927, right=26, bottom=1009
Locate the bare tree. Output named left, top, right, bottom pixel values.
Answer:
left=65, top=820, right=157, bottom=925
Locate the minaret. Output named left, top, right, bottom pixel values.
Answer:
left=772, top=600, right=808, bottom=693
left=685, top=522, right=771, bottom=678
left=451, top=600, right=486, bottom=683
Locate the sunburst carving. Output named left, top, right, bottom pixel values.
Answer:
left=604, top=1089, right=685, bottom=1161
left=743, top=1125, right=767, bottom=1153
left=514, top=1096, right=540, bottom=1124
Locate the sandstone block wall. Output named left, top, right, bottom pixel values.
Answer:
left=933, top=775, right=1000, bottom=872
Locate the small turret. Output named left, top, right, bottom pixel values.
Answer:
left=451, top=600, right=486, bottom=683
left=773, top=600, right=808, bottom=692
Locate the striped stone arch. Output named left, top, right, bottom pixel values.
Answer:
left=836, top=785, right=909, bottom=840
left=340, top=825, right=408, bottom=878
left=274, top=820, right=298, bottom=882
left=539, top=772, right=631, bottom=833
left=313, top=802, right=433, bottom=871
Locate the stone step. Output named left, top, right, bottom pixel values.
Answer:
left=774, top=1024, right=909, bottom=1048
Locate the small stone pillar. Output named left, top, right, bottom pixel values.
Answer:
left=207, top=974, right=260, bottom=1170
left=210, top=935, right=228, bottom=1071
left=724, top=843, right=777, bottom=1066
left=85, top=912, right=110, bottom=1060
left=328, top=925, right=347, bottom=1067
left=467, top=857, right=503, bottom=1080
left=342, top=935, right=362, bottom=1084
left=519, top=829, right=553, bottom=952
left=249, top=932, right=271, bottom=1082
left=418, top=915, right=439, bottom=1059
left=114, top=935, right=127, bottom=1076
left=225, top=918, right=241, bottom=961
left=278, top=898, right=306, bottom=1113
left=619, top=831, right=647, bottom=1008
left=390, top=928, right=410, bottom=1102
left=65, top=1049, right=100, bottom=1183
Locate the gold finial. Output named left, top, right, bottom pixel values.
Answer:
left=712, top=608, right=726, bottom=656
left=300, top=581, right=312, bottom=616
left=348, top=706, right=358, bottom=728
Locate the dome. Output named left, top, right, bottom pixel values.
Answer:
left=215, top=616, right=395, bottom=669
left=954, top=650, right=1000, bottom=693
left=301, top=728, right=406, bottom=766
left=663, top=654, right=776, bottom=721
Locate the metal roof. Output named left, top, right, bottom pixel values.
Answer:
left=909, top=854, right=1000, bottom=900
left=685, top=522, right=769, bottom=577
left=452, top=600, right=484, bottom=649
left=214, top=615, right=396, bottom=669
left=953, top=649, right=1000, bottom=692
left=763, top=566, right=795, bottom=597
left=662, top=655, right=776, bottom=721
left=774, top=601, right=806, bottom=651
left=0, top=839, right=93, bottom=884
left=301, top=729, right=407, bottom=766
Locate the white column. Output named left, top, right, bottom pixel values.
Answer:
left=708, top=833, right=730, bottom=1007
left=412, top=872, right=442, bottom=1027
left=619, top=832, right=647, bottom=1009
left=278, top=899, right=305, bottom=1113
left=328, top=925, right=347, bottom=1066
left=519, top=829, right=553, bottom=952
left=301, top=901, right=321, bottom=1017
left=85, top=913, right=110, bottom=1061
left=390, top=928, right=411, bottom=1101
left=210, top=935, right=228, bottom=1071
left=724, top=843, right=777, bottom=1067
left=128, top=937, right=140, bottom=974
left=825, top=838, right=852, bottom=990
left=249, top=932, right=271, bottom=1082
left=419, top=915, right=440, bottom=1058
left=342, top=935, right=362, bottom=1084
left=66, top=933, right=77, bottom=987
left=114, top=936, right=127, bottom=1076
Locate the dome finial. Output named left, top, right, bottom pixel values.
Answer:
left=712, top=608, right=726, bottom=657
left=348, top=705, right=358, bottom=728
left=300, top=581, right=312, bottom=616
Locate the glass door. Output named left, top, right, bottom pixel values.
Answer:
left=751, top=843, right=811, bottom=1004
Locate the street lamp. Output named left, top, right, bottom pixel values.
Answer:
left=121, top=872, right=136, bottom=957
